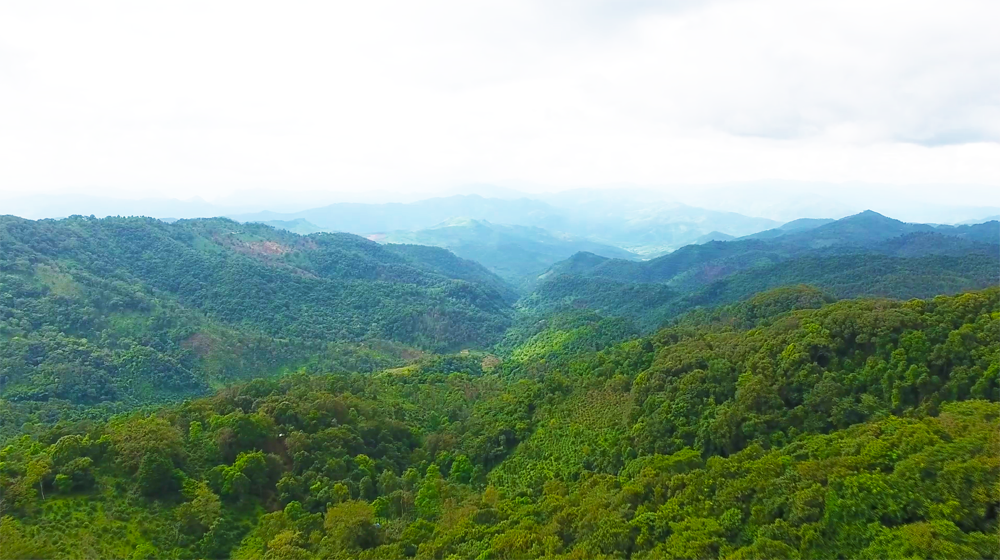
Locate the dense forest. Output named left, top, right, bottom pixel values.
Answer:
left=1, top=212, right=998, bottom=559
left=1, top=286, right=997, bottom=559
left=0, top=215, right=517, bottom=439
left=525, top=213, right=999, bottom=329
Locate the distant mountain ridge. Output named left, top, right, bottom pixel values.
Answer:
left=231, top=195, right=566, bottom=234
left=377, top=218, right=638, bottom=286
left=694, top=231, right=735, bottom=244
left=549, top=211, right=998, bottom=283
left=524, top=211, right=999, bottom=329
left=230, top=194, right=786, bottom=257
left=742, top=217, right=835, bottom=239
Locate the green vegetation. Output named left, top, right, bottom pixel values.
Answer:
left=520, top=274, right=679, bottom=331
left=526, top=213, right=999, bottom=330
left=2, top=215, right=514, bottom=348
left=2, top=288, right=996, bottom=559
left=0, top=215, right=515, bottom=438
left=3, top=210, right=998, bottom=559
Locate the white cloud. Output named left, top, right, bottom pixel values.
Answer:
left=0, top=0, right=998, bottom=204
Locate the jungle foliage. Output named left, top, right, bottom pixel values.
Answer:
left=2, top=288, right=997, bottom=559
left=0, top=215, right=519, bottom=435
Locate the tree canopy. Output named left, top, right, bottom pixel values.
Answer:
left=1, top=287, right=996, bottom=559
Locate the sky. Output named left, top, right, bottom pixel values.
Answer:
left=1, top=0, right=999, bottom=212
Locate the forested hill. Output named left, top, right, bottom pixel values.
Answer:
left=1, top=288, right=996, bottom=559
left=0, top=215, right=516, bottom=424
left=525, top=212, right=999, bottom=328
left=544, top=212, right=999, bottom=284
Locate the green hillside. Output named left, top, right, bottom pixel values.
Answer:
left=0, top=215, right=516, bottom=434
left=527, top=251, right=998, bottom=332
left=547, top=213, right=998, bottom=286
left=525, top=213, right=999, bottom=330
left=1, top=215, right=515, bottom=347
left=3, top=210, right=998, bottom=560
left=1, top=288, right=996, bottom=559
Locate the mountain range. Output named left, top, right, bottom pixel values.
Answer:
left=3, top=209, right=996, bottom=419
left=0, top=215, right=517, bottom=413
left=3, top=206, right=999, bottom=560
left=525, top=211, right=999, bottom=328
left=374, top=218, right=638, bottom=286
left=236, top=194, right=785, bottom=257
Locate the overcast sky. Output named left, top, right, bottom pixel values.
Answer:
left=1, top=0, right=999, bottom=207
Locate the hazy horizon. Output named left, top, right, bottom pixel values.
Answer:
left=3, top=180, right=999, bottom=226
left=3, top=1, right=1000, bottom=214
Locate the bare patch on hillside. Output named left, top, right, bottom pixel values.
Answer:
left=245, top=240, right=292, bottom=256
left=182, top=332, right=217, bottom=358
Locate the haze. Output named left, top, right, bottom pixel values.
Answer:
left=1, top=0, right=999, bottom=217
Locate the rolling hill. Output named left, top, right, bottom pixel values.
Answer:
left=544, top=212, right=998, bottom=284
left=524, top=212, right=999, bottom=329
left=2, top=287, right=996, bottom=559
left=3, top=205, right=999, bottom=560
left=0, top=215, right=518, bottom=422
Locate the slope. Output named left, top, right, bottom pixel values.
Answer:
left=526, top=212, right=999, bottom=330
left=0, top=215, right=517, bottom=426
left=2, top=288, right=996, bottom=560
left=553, top=212, right=998, bottom=285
